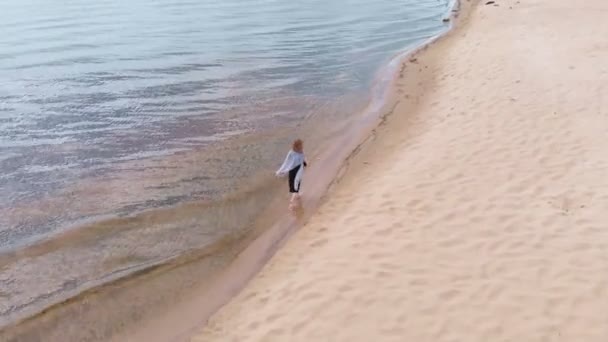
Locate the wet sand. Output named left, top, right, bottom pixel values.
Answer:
left=192, top=0, right=608, bottom=341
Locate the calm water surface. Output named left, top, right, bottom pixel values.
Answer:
left=0, top=0, right=453, bottom=331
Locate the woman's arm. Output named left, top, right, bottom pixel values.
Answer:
left=276, top=150, right=294, bottom=177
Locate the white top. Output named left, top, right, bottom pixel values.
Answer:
left=276, top=149, right=306, bottom=189
left=276, top=150, right=305, bottom=176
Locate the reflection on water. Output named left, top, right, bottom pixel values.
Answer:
left=0, top=0, right=452, bottom=333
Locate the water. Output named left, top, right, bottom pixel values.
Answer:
left=0, top=0, right=453, bottom=333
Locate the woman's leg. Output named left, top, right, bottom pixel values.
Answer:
left=289, top=166, right=300, bottom=202
left=289, top=193, right=301, bottom=212
left=288, top=165, right=300, bottom=193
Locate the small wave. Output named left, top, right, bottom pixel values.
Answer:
left=0, top=170, right=284, bottom=329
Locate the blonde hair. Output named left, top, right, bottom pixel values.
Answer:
left=292, top=139, right=303, bottom=153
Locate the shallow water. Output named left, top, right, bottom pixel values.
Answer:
left=0, top=0, right=452, bottom=331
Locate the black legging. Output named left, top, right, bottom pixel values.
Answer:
left=288, top=162, right=307, bottom=193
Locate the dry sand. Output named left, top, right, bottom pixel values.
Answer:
left=191, top=0, right=608, bottom=340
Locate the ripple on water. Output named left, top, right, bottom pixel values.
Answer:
left=0, top=0, right=454, bottom=331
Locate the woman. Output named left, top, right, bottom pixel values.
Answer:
left=276, top=139, right=308, bottom=209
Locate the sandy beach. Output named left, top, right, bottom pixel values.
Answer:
left=191, top=0, right=608, bottom=341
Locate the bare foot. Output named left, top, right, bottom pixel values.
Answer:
left=289, top=196, right=303, bottom=212
left=289, top=202, right=304, bottom=217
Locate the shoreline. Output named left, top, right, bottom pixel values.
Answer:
left=110, top=1, right=468, bottom=338
left=121, top=1, right=470, bottom=340
left=192, top=0, right=608, bottom=341
left=0, top=2, right=461, bottom=340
